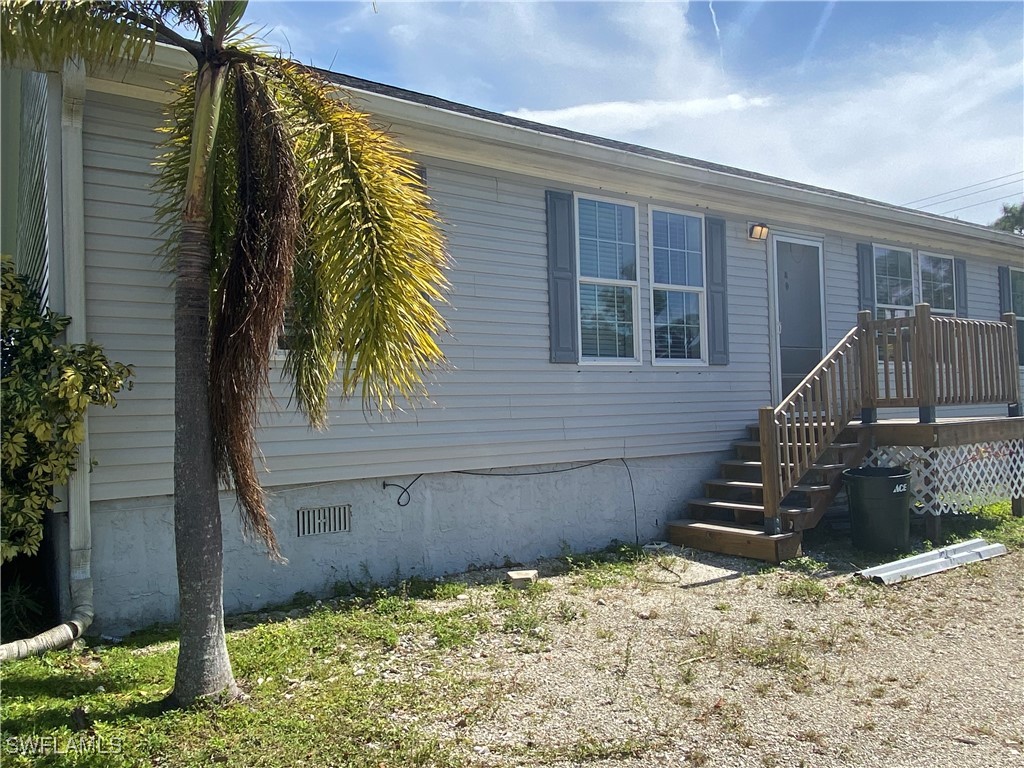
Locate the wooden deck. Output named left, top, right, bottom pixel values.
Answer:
left=851, top=415, right=1024, bottom=447
left=670, top=305, right=1021, bottom=562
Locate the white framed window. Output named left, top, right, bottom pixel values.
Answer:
left=1011, top=267, right=1024, bottom=367
left=576, top=196, right=639, bottom=362
left=918, top=252, right=956, bottom=315
left=649, top=207, right=706, bottom=364
left=873, top=244, right=914, bottom=319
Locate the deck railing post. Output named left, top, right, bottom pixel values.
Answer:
left=915, top=304, right=936, bottom=423
left=857, top=310, right=876, bottom=423
left=1004, top=312, right=1021, bottom=418
left=759, top=406, right=782, bottom=535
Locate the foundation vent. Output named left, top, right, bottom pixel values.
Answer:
left=296, top=504, right=351, bottom=537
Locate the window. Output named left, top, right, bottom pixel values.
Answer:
left=873, top=245, right=914, bottom=319
left=577, top=197, right=638, bottom=360
left=650, top=208, right=705, bottom=362
left=1011, top=267, right=1024, bottom=366
left=919, top=253, right=955, bottom=315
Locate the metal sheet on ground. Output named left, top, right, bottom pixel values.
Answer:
left=856, top=538, right=1008, bottom=585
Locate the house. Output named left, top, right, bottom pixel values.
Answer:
left=3, top=49, right=1022, bottom=634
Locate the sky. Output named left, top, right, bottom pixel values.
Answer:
left=240, top=0, right=1024, bottom=226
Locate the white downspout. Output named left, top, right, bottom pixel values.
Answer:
left=1, top=58, right=92, bottom=661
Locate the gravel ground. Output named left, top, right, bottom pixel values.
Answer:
left=424, top=543, right=1024, bottom=768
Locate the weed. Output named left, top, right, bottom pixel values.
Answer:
left=713, top=602, right=731, bottom=612
left=555, top=599, right=584, bottom=623
left=735, top=633, right=808, bottom=672
left=796, top=729, right=827, bottom=747
left=0, top=576, right=45, bottom=643
left=746, top=609, right=762, bottom=625
left=783, top=556, right=829, bottom=575
left=694, top=627, right=720, bottom=656
left=777, top=576, right=828, bottom=604
left=941, top=500, right=1024, bottom=550
left=565, top=738, right=654, bottom=760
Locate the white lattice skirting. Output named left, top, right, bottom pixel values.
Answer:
left=867, top=439, right=1024, bottom=516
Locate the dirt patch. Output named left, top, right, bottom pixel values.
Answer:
left=428, top=545, right=1024, bottom=767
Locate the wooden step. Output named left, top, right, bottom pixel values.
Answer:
left=732, top=440, right=764, bottom=461
left=781, top=506, right=827, bottom=532
left=666, top=520, right=802, bottom=563
left=704, top=478, right=764, bottom=502
left=785, top=483, right=834, bottom=507
left=818, top=442, right=862, bottom=463
left=688, top=498, right=811, bottom=526
left=799, top=462, right=847, bottom=485
left=720, top=460, right=764, bottom=481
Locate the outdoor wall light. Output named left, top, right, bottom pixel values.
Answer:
left=748, top=223, right=769, bottom=240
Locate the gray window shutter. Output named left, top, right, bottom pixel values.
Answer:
left=954, top=258, right=968, bottom=317
left=546, top=190, right=578, bottom=363
left=998, top=266, right=1012, bottom=314
left=856, top=243, right=875, bottom=312
left=705, top=216, right=729, bottom=365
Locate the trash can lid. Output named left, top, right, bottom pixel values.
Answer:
left=843, top=466, right=911, bottom=479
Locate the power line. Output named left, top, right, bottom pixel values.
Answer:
left=937, top=194, right=1020, bottom=217
left=901, top=171, right=1023, bottom=206
left=917, top=179, right=1024, bottom=210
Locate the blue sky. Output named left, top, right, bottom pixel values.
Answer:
left=242, top=1, right=1023, bottom=225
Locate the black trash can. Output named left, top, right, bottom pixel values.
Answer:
left=842, top=466, right=912, bottom=553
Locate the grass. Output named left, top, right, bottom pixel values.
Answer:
left=777, top=576, right=828, bottom=604
left=562, top=541, right=646, bottom=589
left=939, top=500, right=1024, bottom=549
left=3, top=515, right=1017, bottom=766
left=1, top=543, right=664, bottom=767
left=0, top=603, right=472, bottom=767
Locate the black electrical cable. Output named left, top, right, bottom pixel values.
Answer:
left=382, top=474, right=423, bottom=507
left=383, top=458, right=642, bottom=550
left=453, top=459, right=608, bottom=477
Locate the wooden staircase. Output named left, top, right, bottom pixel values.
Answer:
left=667, top=422, right=867, bottom=562
left=665, top=305, right=1021, bottom=563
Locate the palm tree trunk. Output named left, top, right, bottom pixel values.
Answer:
left=169, top=61, right=237, bottom=707
left=170, top=219, right=238, bottom=706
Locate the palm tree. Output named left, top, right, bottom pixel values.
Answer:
left=1, top=0, right=449, bottom=706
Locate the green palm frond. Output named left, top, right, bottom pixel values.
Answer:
left=154, top=73, right=240, bottom=292
left=7, top=2, right=450, bottom=559
left=270, top=63, right=450, bottom=424
left=0, top=0, right=203, bottom=71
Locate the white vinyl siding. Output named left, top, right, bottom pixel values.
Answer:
left=650, top=208, right=706, bottom=364
left=79, top=86, right=1018, bottom=503
left=82, top=92, right=771, bottom=501
left=576, top=196, right=639, bottom=362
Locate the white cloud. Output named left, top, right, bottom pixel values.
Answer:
left=498, top=19, right=1022, bottom=224
left=253, top=1, right=1022, bottom=224
left=507, top=94, right=773, bottom=135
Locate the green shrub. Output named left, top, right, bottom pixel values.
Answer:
left=1, top=256, right=133, bottom=561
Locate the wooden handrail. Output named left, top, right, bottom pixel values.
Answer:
left=760, top=325, right=862, bottom=526
left=760, top=305, right=1021, bottom=532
